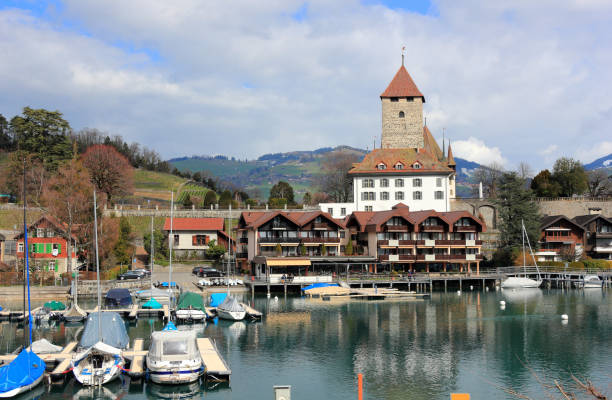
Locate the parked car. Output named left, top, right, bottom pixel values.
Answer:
left=133, top=268, right=151, bottom=276
left=192, top=266, right=206, bottom=275
left=198, top=268, right=223, bottom=278
left=117, top=271, right=143, bottom=280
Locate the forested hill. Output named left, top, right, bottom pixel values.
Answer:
left=168, top=146, right=483, bottom=198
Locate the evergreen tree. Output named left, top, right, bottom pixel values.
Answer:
left=144, top=229, right=168, bottom=260
left=302, top=192, right=312, bottom=206
left=269, top=181, right=295, bottom=205
left=219, top=190, right=232, bottom=208
left=530, top=169, right=561, bottom=197
left=182, top=193, right=193, bottom=207
left=495, top=172, right=540, bottom=250
left=203, top=190, right=217, bottom=208
left=113, top=216, right=133, bottom=265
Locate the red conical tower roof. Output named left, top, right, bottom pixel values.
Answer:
left=380, top=65, right=425, bottom=101
left=447, top=143, right=456, bottom=167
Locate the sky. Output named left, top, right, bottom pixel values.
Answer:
left=1, top=0, right=611, bottom=171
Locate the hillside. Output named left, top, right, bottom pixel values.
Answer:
left=169, top=147, right=481, bottom=199
left=131, top=169, right=190, bottom=204
left=584, top=153, right=612, bottom=171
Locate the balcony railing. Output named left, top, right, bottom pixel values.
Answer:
left=235, top=252, right=248, bottom=259
left=379, top=254, right=415, bottom=262
left=386, top=225, right=409, bottom=232
left=259, top=237, right=301, bottom=243
left=313, top=223, right=328, bottom=230
left=378, top=240, right=389, bottom=246
left=239, top=237, right=248, bottom=244
left=421, top=225, right=444, bottom=232
left=455, top=226, right=477, bottom=232
left=301, top=237, right=340, bottom=243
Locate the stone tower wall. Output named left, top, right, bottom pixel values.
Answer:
left=381, top=97, right=424, bottom=149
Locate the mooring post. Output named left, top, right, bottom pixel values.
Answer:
left=284, top=282, right=287, bottom=296
left=459, top=278, right=462, bottom=291
left=444, top=279, right=447, bottom=292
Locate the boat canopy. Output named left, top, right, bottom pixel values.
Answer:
left=29, top=339, right=62, bottom=354
left=177, top=292, right=204, bottom=311
left=209, top=293, right=227, bottom=307
left=0, top=349, right=45, bottom=395
left=142, top=298, right=162, bottom=309
left=43, top=300, right=66, bottom=311
left=79, top=312, right=129, bottom=350
left=64, top=303, right=86, bottom=319
left=148, top=330, right=198, bottom=362
left=104, top=288, right=132, bottom=307
left=136, top=288, right=170, bottom=299
left=159, top=282, right=178, bottom=288
left=163, top=322, right=177, bottom=331
left=218, top=296, right=244, bottom=313
left=302, top=282, right=339, bottom=292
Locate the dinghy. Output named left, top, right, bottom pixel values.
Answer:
left=146, top=322, right=204, bottom=384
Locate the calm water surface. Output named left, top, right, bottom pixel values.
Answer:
left=2, top=288, right=610, bottom=399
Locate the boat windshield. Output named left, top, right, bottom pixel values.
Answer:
left=163, top=340, right=188, bottom=355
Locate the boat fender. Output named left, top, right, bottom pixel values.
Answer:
left=500, top=301, right=505, bottom=306
left=561, top=314, right=568, bottom=320
left=274, top=296, right=278, bottom=301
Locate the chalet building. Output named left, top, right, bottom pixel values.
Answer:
left=535, top=216, right=585, bottom=262
left=573, top=214, right=612, bottom=259
left=15, top=215, right=78, bottom=275
left=163, top=218, right=233, bottom=257
left=344, top=204, right=485, bottom=274
left=237, top=204, right=486, bottom=279
left=320, top=58, right=456, bottom=216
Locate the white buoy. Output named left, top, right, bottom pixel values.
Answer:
left=457, top=290, right=461, bottom=295
left=274, top=296, right=279, bottom=301
left=561, top=314, right=568, bottom=320
left=500, top=300, right=506, bottom=306
left=500, top=304, right=506, bottom=310
left=485, top=287, right=489, bottom=292
left=267, top=293, right=271, bottom=298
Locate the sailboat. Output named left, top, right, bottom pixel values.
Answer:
left=0, top=165, right=45, bottom=398
left=216, top=213, right=246, bottom=321
left=72, top=189, right=129, bottom=386
left=135, top=215, right=169, bottom=308
left=501, top=220, right=543, bottom=289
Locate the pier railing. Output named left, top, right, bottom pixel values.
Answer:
left=496, top=266, right=611, bottom=276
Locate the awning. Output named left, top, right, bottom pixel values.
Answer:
left=267, top=259, right=311, bottom=267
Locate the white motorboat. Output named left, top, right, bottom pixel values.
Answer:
left=72, top=312, right=130, bottom=386
left=134, top=288, right=171, bottom=306
left=583, top=274, right=602, bottom=288
left=146, top=324, right=204, bottom=384
left=216, top=296, right=246, bottom=321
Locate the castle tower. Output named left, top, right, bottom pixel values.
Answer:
left=380, top=61, right=425, bottom=149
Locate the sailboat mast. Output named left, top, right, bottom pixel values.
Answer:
left=169, top=191, right=174, bottom=303
left=150, top=214, right=154, bottom=293
left=522, top=219, right=526, bottom=277
left=227, top=213, right=231, bottom=294
left=22, top=159, right=33, bottom=347
left=93, top=189, right=102, bottom=342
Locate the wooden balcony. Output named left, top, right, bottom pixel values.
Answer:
left=421, top=225, right=444, bottom=232
left=386, top=225, right=409, bottom=232
left=455, top=226, right=477, bottom=232
left=313, top=223, right=329, bottom=230
left=377, top=240, right=389, bottom=246
left=301, top=237, right=340, bottom=244
left=259, top=237, right=301, bottom=244
left=398, top=240, right=416, bottom=246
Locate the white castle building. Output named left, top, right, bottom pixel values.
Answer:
left=320, top=59, right=456, bottom=217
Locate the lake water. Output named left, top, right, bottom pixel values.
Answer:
left=1, top=288, right=611, bottom=399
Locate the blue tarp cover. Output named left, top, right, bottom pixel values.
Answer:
left=0, top=349, right=45, bottom=394
left=210, top=293, right=228, bottom=307
left=104, top=288, right=132, bottom=307
left=302, top=283, right=339, bottom=292
left=142, top=298, right=162, bottom=309
left=162, top=322, right=177, bottom=331
left=159, top=282, right=177, bottom=288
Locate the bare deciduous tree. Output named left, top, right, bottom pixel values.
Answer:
left=474, top=162, right=505, bottom=198
left=586, top=169, right=612, bottom=197
left=82, top=144, right=134, bottom=205
left=317, top=152, right=361, bottom=202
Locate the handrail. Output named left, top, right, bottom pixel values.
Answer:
left=496, top=266, right=611, bottom=275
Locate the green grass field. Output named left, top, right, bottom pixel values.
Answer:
left=133, top=169, right=187, bottom=191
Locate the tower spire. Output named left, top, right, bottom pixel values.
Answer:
left=401, top=46, right=405, bottom=66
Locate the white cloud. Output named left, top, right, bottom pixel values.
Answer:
left=575, top=141, right=612, bottom=163
left=452, top=137, right=507, bottom=166
left=540, top=145, right=558, bottom=156
left=0, top=1, right=610, bottom=167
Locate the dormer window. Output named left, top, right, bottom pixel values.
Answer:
left=412, top=162, right=422, bottom=169
left=398, top=111, right=405, bottom=118
left=390, top=98, right=399, bottom=102
left=394, top=162, right=404, bottom=170
left=377, top=163, right=387, bottom=170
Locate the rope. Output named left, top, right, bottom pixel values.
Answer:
left=61, top=367, right=74, bottom=374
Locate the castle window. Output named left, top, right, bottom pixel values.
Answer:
left=436, top=178, right=442, bottom=187
left=413, top=191, right=422, bottom=200
left=390, top=98, right=399, bottom=102
left=395, top=192, right=404, bottom=200
left=381, top=192, right=389, bottom=200
left=394, top=179, right=404, bottom=188
left=365, top=206, right=373, bottom=212
left=406, top=97, right=414, bottom=102
left=362, top=179, right=374, bottom=188
left=380, top=178, right=389, bottom=188
left=395, top=162, right=404, bottom=170
left=413, top=178, right=422, bottom=187
left=398, top=111, right=405, bottom=118
left=435, top=191, right=444, bottom=200
left=377, top=163, right=386, bottom=170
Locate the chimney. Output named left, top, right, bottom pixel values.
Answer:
left=588, top=207, right=602, bottom=215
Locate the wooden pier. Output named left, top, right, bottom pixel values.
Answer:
left=240, top=303, right=262, bottom=320
left=122, top=338, right=146, bottom=380
left=81, top=305, right=171, bottom=321
left=0, top=341, right=78, bottom=382
left=196, top=338, right=231, bottom=381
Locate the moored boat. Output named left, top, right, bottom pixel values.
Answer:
left=216, top=296, right=246, bottom=321
left=146, top=323, right=204, bottom=384
left=583, top=274, right=603, bottom=288
left=176, top=292, right=206, bottom=322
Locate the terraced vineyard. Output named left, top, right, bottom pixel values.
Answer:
left=177, top=183, right=212, bottom=203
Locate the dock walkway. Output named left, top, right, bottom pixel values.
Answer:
left=197, top=338, right=231, bottom=381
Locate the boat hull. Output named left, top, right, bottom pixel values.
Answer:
left=147, top=362, right=204, bottom=384
left=501, top=277, right=542, bottom=288
left=72, top=351, right=124, bottom=386
left=0, top=372, right=44, bottom=398
left=216, top=309, right=246, bottom=321
left=175, top=310, right=206, bottom=322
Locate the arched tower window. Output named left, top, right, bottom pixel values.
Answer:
left=398, top=111, right=405, bottom=118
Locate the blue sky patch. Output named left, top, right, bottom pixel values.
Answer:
left=363, top=0, right=437, bottom=16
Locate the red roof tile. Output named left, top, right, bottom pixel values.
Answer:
left=380, top=65, right=424, bottom=100
left=163, top=218, right=224, bottom=231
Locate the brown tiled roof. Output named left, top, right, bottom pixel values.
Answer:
left=346, top=212, right=376, bottom=232
left=540, top=215, right=585, bottom=232
left=447, top=143, right=456, bottom=166
left=380, top=65, right=425, bottom=100
left=240, top=210, right=344, bottom=230
left=349, top=146, right=453, bottom=175
left=423, top=126, right=443, bottom=161
left=15, top=215, right=79, bottom=241
left=163, top=218, right=224, bottom=232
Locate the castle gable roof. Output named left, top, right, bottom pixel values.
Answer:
left=380, top=65, right=424, bottom=100
left=349, top=146, right=453, bottom=175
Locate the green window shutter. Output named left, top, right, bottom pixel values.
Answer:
left=38, top=244, right=44, bottom=253
left=54, top=264, right=58, bottom=272
left=46, top=244, right=52, bottom=253
left=58, top=244, right=62, bottom=254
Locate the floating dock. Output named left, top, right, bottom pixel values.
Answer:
left=303, top=285, right=430, bottom=301
left=197, top=338, right=231, bottom=381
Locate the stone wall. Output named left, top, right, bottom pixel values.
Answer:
left=535, top=198, right=612, bottom=218
left=102, top=206, right=317, bottom=218
left=75, top=279, right=148, bottom=297
left=381, top=97, right=424, bottom=149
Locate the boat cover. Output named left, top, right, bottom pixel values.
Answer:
left=43, top=300, right=66, bottom=311
left=73, top=341, right=123, bottom=364
left=79, top=312, right=129, bottom=350
left=0, top=305, right=3, bottom=311
left=148, top=330, right=198, bottom=361
left=135, top=288, right=170, bottom=300
left=64, top=303, right=86, bottom=319
left=217, top=296, right=245, bottom=313
left=177, top=292, right=204, bottom=311
left=302, top=282, right=339, bottom=292
left=163, top=322, right=177, bottom=331
left=29, top=339, right=62, bottom=354
left=142, top=298, right=162, bottom=309
left=158, top=281, right=177, bottom=288
left=104, top=288, right=133, bottom=307
left=0, top=349, right=45, bottom=394
left=210, top=293, right=227, bottom=307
